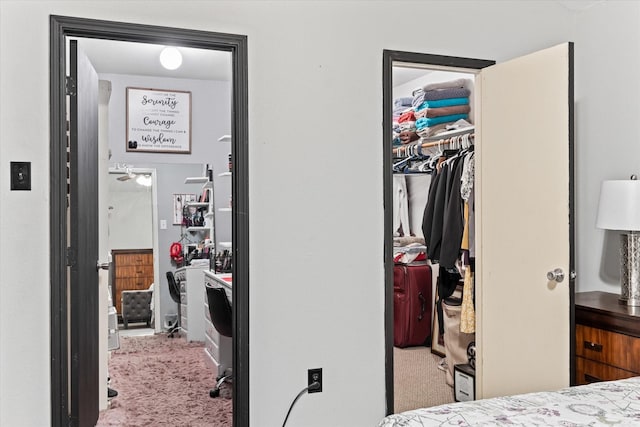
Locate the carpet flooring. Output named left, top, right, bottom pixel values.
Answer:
left=97, top=336, right=450, bottom=424
left=394, top=345, right=455, bottom=413
left=97, top=334, right=232, bottom=427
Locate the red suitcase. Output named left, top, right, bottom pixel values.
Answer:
left=394, top=262, right=432, bottom=348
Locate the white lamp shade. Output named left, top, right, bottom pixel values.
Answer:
left=596, top=180, right=640, bottom=231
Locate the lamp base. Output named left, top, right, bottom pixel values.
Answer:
left=620, top=232, right=640, bottom=306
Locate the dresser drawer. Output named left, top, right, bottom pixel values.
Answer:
left=181, top=314, right=188, bottom=331
left=116, top=265, right=154, bottom=279
left=175, top=270, right=186, bottom=282
left=117, top=277, right=153, bottom=291
left=115, top=253, right=153, bottom=266
left=576, top=324, right=640, bottom=373
left=575, top=356, right=638, bottom=385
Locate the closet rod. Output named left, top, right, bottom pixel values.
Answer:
left=393, top=132, right=474, bottom=156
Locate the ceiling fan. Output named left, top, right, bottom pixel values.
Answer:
left=116, top=167, right=136, bottom=181
left=113, top=164, right=152, bottom=186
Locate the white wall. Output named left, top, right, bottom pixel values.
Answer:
left=0, top=1, right=583, bottom=426
left=573, top=2, right=640, bottom=293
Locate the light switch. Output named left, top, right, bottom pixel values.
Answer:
left=11, top=161, right=31, bottom=191
left=160, top=219, right=167, bottom=230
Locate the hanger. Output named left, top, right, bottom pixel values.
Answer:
left=393, top=156, right=413, bottom=173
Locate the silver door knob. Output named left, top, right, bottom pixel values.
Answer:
left=96, top=261, right=110, bottom=271
left=547, top=268, right=564, bottom=282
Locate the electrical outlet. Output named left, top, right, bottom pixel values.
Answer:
left=308, top=368, right=322, bottom=393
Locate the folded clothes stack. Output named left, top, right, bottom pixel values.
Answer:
left=412, top=78, right=472, bottom=138
left=393, top=97, right=416, bottom=145
left=397, top=110, right=418, bottom=144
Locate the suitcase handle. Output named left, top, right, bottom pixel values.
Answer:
left=418, top=292, right=426, bottom=321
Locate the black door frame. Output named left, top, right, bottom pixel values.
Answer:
left=50, top=15, right=249, bottom=427
left=382, top=50, right=494, bottom=415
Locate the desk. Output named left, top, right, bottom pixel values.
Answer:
left=174, top=266, right=207, bottom=342
left=204, top=270, right=232, bottom=376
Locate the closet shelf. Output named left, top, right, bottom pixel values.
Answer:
left=218, top=208, right=232, bottom=212
left=218, top=135, right=231, bottom=142
left=184, top=176, right=208, bottom=184
left=219, top=241, right=232, bottom=248
left=185, top=202, right=208, bottom=208
left=218, top=172, right=231, bottom=177
left=421, top=126, right=475, bottom=142
left=186, top=226, right=209, bottom=232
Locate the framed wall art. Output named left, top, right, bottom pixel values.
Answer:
left=126, top=87, right=192, bottom=153
left=173, top=193, right=197, bottom=225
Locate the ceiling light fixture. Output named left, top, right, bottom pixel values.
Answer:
left=135, top=174, right=152, bottom=187
left=159, top=47, right=182, bottom=70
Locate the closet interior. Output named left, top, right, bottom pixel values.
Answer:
left=392, top=64, right=478, bottom=410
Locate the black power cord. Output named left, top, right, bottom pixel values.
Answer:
left=282, top=381, right=321, bottom=427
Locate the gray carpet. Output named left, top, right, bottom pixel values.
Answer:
left=394, top=346, right=455, bottom=413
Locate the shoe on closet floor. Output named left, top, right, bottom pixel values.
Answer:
left=437, top=358, right=448, bottom=372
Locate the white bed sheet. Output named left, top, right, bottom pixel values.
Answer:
left=379, top=377, right=640, bottom=426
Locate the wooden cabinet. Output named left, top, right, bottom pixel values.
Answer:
left=112, top=249, right=153, bottom=316
left=575, top=291, right=640, bottom=385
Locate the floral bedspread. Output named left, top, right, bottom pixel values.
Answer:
left=378, top=377, right=640, bottom=426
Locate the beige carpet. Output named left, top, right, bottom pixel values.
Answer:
left=394, top=346, right=455, bottom=413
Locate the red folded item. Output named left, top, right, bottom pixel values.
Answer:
left=394, top=251, right=427, bottom=263
left=398, top=110, right=416, bottom=123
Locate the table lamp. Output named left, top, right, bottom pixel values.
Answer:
left=596, top=176, right=640, bottom=305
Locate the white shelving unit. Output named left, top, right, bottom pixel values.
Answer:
left=216, top=135, right=232, bottom=257
left=184, top=177, right=216, bottom=254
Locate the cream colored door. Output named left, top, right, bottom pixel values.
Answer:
left=475, top=43, right=573, bottom=398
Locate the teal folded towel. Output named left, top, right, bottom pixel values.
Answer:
left=416, top=113, right=469, bottom=129
left=416, top=97, right=469, bottom=110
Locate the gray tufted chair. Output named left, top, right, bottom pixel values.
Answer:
left=121, top=289, right=153, bottom=329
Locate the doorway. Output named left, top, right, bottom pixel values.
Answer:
left=383, top=45, right=575, bottom=414
left=50, top=16, right=249, bottom=427
left=383, top=51, right=493, bottom=414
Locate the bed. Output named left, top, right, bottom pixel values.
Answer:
left=378, top=377, right=640, bottom=426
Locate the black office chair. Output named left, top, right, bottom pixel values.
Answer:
left=206, top=285, right=233, bottom=398
left=166, top=271, right=182, bottom=338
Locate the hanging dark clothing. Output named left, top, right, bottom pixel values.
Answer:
left=423, top=162, right=450, bottom=262
left=439, top=154, right=466, bottom=268
left=421, top=168, right=441, bottom=256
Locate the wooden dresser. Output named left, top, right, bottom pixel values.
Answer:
left=575, top=291, right=640, bottom=385
left=112, top=249, right=154, bottom=316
